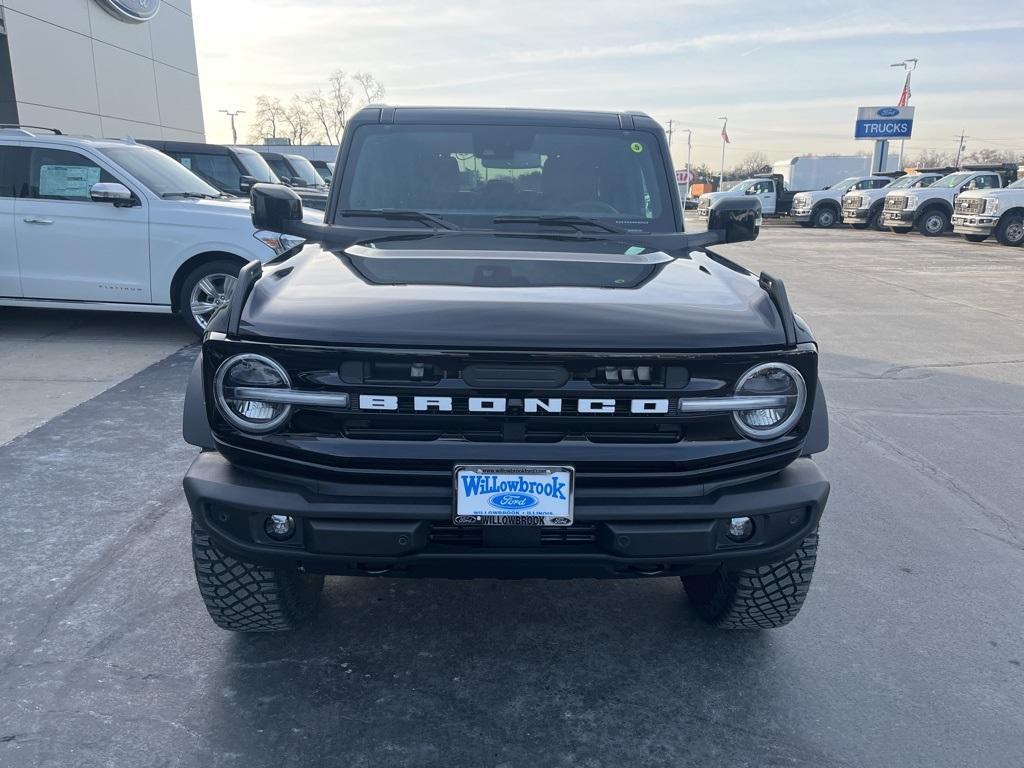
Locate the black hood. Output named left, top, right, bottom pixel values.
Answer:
left=238, top=233, right=787, bottom=351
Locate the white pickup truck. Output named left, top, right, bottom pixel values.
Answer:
left=790, top=176, right=892, bottom=228
left=882, top=164, right=1017, bottom=236
left=841, top=172, right=945, bottom=231
left=952, top=178, right=1024, bottom=246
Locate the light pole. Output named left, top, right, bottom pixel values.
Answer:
left=219, top=109, right=244, bottom=145
left=717, top=116, right=728, bottom=190
left=889, top=58, right=917, bottom=169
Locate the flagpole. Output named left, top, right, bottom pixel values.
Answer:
left=718, top=116, right=728, bottom=190
left=891, top=58, right=918, bottom=169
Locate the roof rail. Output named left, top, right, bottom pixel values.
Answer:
left=0, top=124, right=63, bottom=135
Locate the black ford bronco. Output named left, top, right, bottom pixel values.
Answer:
left=182, top=107, right=830, bottom=632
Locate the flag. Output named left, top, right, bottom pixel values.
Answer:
left=721, top=123, right=730, bottom=144
left=898, top=72, right=912, bottom=107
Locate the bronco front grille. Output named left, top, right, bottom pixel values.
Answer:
left=885, top=196, right=908, bottom=211
left=957, top=197, right=985, bottom=214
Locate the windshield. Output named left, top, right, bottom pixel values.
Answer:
left=234, top=148, right=280, bottom=183
left=829, top=177, right=859, bottom=190
left=337, top=123, right=675, bottom=232
left=933, top=172, right=972, bottom=188
left=728, top=180, right=754, bottom=192
left=285, top=154, right=327, bottom=187
left=313, top=163, right=332, bottom=183
left=99, top=146, right=221, bottom=197
left=886, top=176, right=920, bottom=189
left=1008, top=179, right=1024, bottom=189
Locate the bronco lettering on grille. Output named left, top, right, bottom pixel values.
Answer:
left=357, top=395, right=670, bottom=415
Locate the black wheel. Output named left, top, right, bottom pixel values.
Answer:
left=963, top=234, right=988, bottom=243
left=178, top=258, right=245, bottom=337
left=995, top=213, right=1024, bottom=246
left=890, top=226, right=913, bottom=234
left=917, top=209, right=949, bottom=237
left=683, top=530, right=818, bottom=630
left=868, top=206, right=885, bottom=231
left=192, top=519, right=324, bottom=632
left=812, top=206, right=838, bottom=228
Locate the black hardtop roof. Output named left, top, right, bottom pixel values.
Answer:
left=909, top=167, right=957, bottom=175
left=348, top=105, right=658, bottom=131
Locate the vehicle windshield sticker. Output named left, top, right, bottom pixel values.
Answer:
left=39, top=165, right=100, bottom=198
left=180, top=157, right=193, bottom=169
left=630, top=142, right=644, bottom=153
left=624, top=246, right=645, bottom=255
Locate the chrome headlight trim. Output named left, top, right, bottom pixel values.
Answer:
left=730, top=362, right=807, bottom=440
left=214, top=353, right=293, bottom=433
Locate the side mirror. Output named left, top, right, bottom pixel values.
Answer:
left=707, top=197, right=760, bottom=243
left=90, top=182, right=133, bottom=206
left=251, top=183, right=304, bottom=232
left=239, top=175, right=257, bottom=194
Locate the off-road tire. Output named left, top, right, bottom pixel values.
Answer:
left=963, top=234, right=988, bottom=243
left=192, top=520, right=324, bottom=632
left=918, top=209, right=949, bottom=237
left=995, top=213, right=1024, bottom=246
left=682, top=530, right=818, bottom=630
left=812, top=206, right=838, bottom=229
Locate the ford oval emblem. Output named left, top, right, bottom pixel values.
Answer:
left=487, top=493, right=539, bottom=511
left=877, top=107, right=900, bottom=117
left=95, top=0, right=160, bottom=23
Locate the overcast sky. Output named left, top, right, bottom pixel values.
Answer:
left=192, top=0, right=1024, bottom=168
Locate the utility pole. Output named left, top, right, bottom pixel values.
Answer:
left=681, top=128, right=693, bottom=205
left=890, top=58, right=918, bottom=169
left=219, top=109, right=244, bottom=145
left=954, top=130, right=968, bottom=167
left=666, top=119, right=675, bottom=147
left=718, top=116, right=728, bottom=190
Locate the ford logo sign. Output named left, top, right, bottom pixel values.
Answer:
left=95, top=0, right=160, bottom=23
left=487, top=493, right=539, bottom=511
left=877, top=107, right=900, bottom=117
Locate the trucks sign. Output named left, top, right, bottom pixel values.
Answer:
left=854, top=106, right=915, bottom=140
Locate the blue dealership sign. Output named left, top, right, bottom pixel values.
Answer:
left=854, top=105, right=915, bottom=140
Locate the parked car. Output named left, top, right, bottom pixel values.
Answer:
left=790, top=176, right=892, bottom=228
left=0, top=126, right=316, bottom=335
left=258, top=152, right=330, bottom=210
left=952, top=178, right=1024, bottom=245
left=698, top=175, right=797, bottom=220
left=139, top=140, right=278, bottom=197
left=311, top=159, right=335, bottom=184
left=182, top=105, right=830, bottom=634
left=841, top=171, right=946, bottom=231
left=882, top=164, right=1018, bottom=236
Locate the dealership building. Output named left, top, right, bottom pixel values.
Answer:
left=0, top=0, right=204, bottom=140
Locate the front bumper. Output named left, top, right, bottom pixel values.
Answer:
left=842, top=209, right=869, bottom=223
left=183, top=451, right=830, bottom=579
left=883, top=210, right=915, bottom=225
left=952, top=214, right=997, bottom=235
left=791, top=209, right=813, bottom=222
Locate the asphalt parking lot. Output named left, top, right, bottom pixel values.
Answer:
left=2, top=225, right=1022, bottom=768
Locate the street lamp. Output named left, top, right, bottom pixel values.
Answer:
left=219, top=109, right=244, bottom=145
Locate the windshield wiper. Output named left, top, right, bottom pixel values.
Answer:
left=492, top=215, right=623, bottom=234
left=337, top=209, right=458, bottom=230
left=161, top=191, right=216, bottom=199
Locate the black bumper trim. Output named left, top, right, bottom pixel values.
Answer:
left=183, top=452, right=829, bottom=577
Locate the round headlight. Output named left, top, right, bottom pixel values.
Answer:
left=214, top=354, right=292, bottom=433
left=732, top=362, right=807, bottom=440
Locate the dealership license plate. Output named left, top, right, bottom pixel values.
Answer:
left=453, top=465, right=574, bottom=526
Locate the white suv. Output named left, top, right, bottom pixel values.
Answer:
left=0, top=127, right=313, bottom=335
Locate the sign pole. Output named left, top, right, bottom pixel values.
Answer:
left=684, top=129, right=692, bottom=205
left=717, top=116, right=728, bottom=190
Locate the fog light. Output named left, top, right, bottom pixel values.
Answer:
left=726, top=516, right=755, bottom=542
left=265, top=514, right=295, bottom=540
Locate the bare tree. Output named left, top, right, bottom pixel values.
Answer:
left=963, top=148, right=1021, bottom=166
left=284, top=95, right=314, bottom=145
left=248, top=95, right=286, bottom=143
left=909, top=149, right=954, bottom=169
left=352, top=72, right=386, bottom=106
left=307, top=89, right=340, bottom=145
left=732, top=151, right=771, bottom=178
